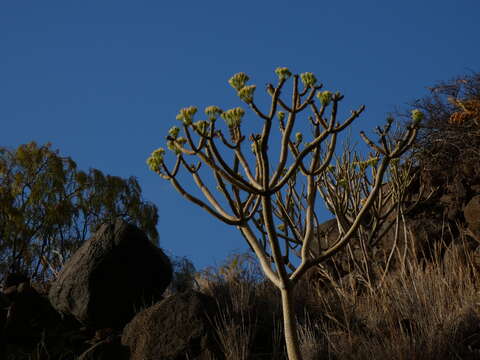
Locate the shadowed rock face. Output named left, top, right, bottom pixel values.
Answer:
left=307, top=170, right=480, bottom=282
left=122, top=290, right=223, bottom=360
left=77, top=339, right=130, bottom=360
left=48, top=219, right=172, bottom=330
left=1, top=279, right=71, bottom=357
left=465, top=195, right=480, bottom=239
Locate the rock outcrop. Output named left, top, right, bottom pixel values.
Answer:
left=307, top=167, right=480, bottom=285
left=465, top=195, right=480, bottom=240
left=77, top=339, right=130, bottom=360
left=1, top=277, right=80, bottom=359
left=122, top=290, right=223, bottom=360
left=49, top=219, right=172, bottom=329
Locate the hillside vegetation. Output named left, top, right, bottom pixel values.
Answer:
left=1, top=72, right=479, bottom=359
left=166, top=72, right=480, bottom=359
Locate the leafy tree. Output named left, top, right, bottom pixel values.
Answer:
left=148, top=68, right=420, bottom=359
left=0, top=142, right=158, bottom=283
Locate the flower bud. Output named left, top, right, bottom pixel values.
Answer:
left=411, top=109, right=424, bottom=124
left=300, top=72, right=317, bottom=88
left=275, top=67, right=292, bottom=81
left=277, top=111, right=285, bottom=121
left=238, top=85, right=256, bottom=104
left=295, top=132, right=303, bottom=144
left=221, top=107, right=245, bottom=128
left=177, top=106, right=197, bottom=126
left=167, top=139, right=183, bottom=155
left=205, top=106, right=222, bottom=121
left=229, top=72, right=250, bottom=91
left=176, top=137, right=187, bottom=145
left=317, top=91, right=332, bottom=106
left=167, top=141, right=176, bottom=152
left=146, top=148, right=165, bottom=172
left=193, top=120, right=208, bottom=135
left=168, top=126, right=180, bottom=138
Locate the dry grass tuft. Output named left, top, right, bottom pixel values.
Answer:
left=191, top=233, right=480, bottom=359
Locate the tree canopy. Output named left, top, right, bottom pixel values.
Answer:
left=0, top=142, right=159, bottom=283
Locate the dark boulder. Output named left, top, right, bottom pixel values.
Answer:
left=3, top=272, right=29, bottom=288
left=49, top=219, right=172, bottom=329
left=0, top=277, right=90, bottom=359
left=465, top=195, right=480, bottom=239
left=122, top=290, right=223, bottom=360
left=0, top=291, right=10, bottom=308
left=78, top=338, right=130, bottom=360
left=0, top=292, right=9, bottom=359
left=4, top=280, right=64, bottom=349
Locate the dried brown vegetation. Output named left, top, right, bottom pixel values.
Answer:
left=197, top=234, right=480, bottom=360
left=409, top=73, right=480, bottom=189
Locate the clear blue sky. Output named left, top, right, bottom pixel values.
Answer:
left=1, top=1, right=479, bottom=271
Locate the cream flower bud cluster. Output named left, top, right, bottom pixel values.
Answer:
left=146, top=148, right=165, bottom=172
left=221, top=107, right=245, bottom=128
left=300, top=72, right=317, bottom=88
left=176, top=106, right=198, bottom=125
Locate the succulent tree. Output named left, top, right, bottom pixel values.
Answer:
left=148, top=68, right=421, bottom=360
left=301, top=143, right=438, bottom=288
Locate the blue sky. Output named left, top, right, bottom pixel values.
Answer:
left=1, top=1, right=479, bottom=271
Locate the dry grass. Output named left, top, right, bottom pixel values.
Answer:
left=193, top=235, right=480, bottom=359
left=313, top=240, right=480, bottom=360
left=212, top=304, right=253, bottom=360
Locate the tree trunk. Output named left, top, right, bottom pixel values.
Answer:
left=281, top=287, right=303, bottom=360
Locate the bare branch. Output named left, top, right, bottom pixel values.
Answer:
left=168, top=174, right=243, bottom=225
